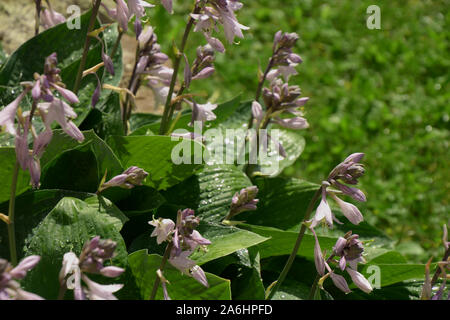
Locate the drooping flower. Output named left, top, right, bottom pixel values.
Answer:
left=0, top=256, right=44, bottom=300
left=346, top=267, right=373, bottom=294
left=0, top=90, right=29, bottom=135
left=99, top=166, right=149, bottom=192
left=189, top=101, right=218, bottom=126
left=153, top=209, right=211, bottom=288
left=59, top=237, right=125, bottom=300
left=149, top=218, right=176, bottom=244
left=40, top=7, right=66, bottom=30
left=191, top=0, right=249, bottom=52
left=224, top=186, right=259, bottom=222
left=161, top=0, right=174, bottom=14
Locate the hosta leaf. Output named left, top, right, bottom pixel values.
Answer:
left=0, top=148, right=31, bottom=203
left=21, top=196, right=128, bottom=299
left=0, top=189, right=94, bottom=259
left=162, top=164, right=253, bottom=223
left=128, top=249, right=231, bottom=300
left=106, top=135, right=204, bottom=190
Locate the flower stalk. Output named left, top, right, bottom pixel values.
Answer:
left=73, top=0, right=103, bottom=94
left=7, top=161, right=20, bottom=266
left=266, top=186, right=322, bottom=300
left=159, top=3, right=202, bottom=135
left=149, top=242, right=173, bottom=300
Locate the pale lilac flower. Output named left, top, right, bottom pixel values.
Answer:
left=161, top=0, right=173, bottom=14
left=225, top=186, right=259, bottom=220
left=274, top=116, right=309, bottom=130
left=40, top=7, right=65, bottom=30
left=0, top=256, right=44, bottom=300
left=38, top=98, right=84, bottom=142
left=191, top=265, right=209, bottom=288
left=329, top=272, right=351, bottom=294
left=251, top=101, right=264, bottom=128
left=332, top=232, right=365, bottom=271
left=0, top=90, right=29, bottom=135
left=189, top=101, right=218, bottom=126
left=346, top=267, right=373, bottom=294
left=327, top=153, right=366, bottom=202
left=311, top=228, right=326, bottom=276
left=310, top=182, right=335, bottom=228
left=59, top=238, right=124, bottom=300
left=149, top=218, right=176, bottom=244
left=81, top=274, right=123, bottom=300
left=99, top=166, right=149, bottom=191
left=191, top=1, right=248, bottom=51
left=329, top=193, right=364, bottom=225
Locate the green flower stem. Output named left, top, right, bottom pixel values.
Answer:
left=159, top=4, right=201, bottom=135
left=266, top=186, right=322, bottom=300
left=73, top=0, right=102, bottom=94
left=308, top=254, right=335, bottom=299
left=7, top=161, right=20, bottom=266
left=149, top=242, right=173, bottom=300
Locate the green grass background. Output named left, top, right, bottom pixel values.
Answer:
left=152, top=0, right=449, bottom=262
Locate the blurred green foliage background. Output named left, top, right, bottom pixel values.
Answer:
left=152, top=0, right=449, bottom=262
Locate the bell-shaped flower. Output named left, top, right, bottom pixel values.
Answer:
left=346, top=267, right=373, bottom=294
left=0, top=90, right=28, bottom=135
left=189, top=101, right=218, bottom=126
left=40, top=7, right=66, bottom=30
left=149, top=218, right=176, bottom=244
left=311, top=228, right=325, bottom=276
left=330, top=272, right=351, bottom=294
left=274, top=116, right=309, bottom=130
left=310, top=183, right=334, bottom=228
left=0, top=256, right=43, bottom=300
left=329, top=193, right=364, bottom=225
left=100, top=166, right=149, bottom=191
left=161, top=0, right=173, bottom=14
left=80, top=274, right=123, bottom=300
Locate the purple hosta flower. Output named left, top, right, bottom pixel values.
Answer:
left=270, top=31, right=302, bottom=81
left=59, top=237, right=125, bottom=300
left=346, top=267, right=373, bottom=294
left=190, top=45, right=216, bottom=82
left=161, top=0, right=173, bottom=14
left=129, top=0, right=154, bottom=37
left=0, top=90, right=29, bottom=135
left=149, top=217, right=176, bottom=244
left=133, top=26, right=174, bottom=106
left=38, top=98, right=84, bottom=142
left=189, top=101, right=218, bottom=126
left=191, top=1, right=249, bottom=52
left=99, top=166, right=149, bottom=192
left=327, top=153, right=366, bottom=202
left=40, top=7, right=66, bottom=30
left=311, top=228, right=326, bottom=276
left=168, top=250, right=209, bottom=288
left=310, top=181, right=341, bottom=228
left=332, top=232, right=366, bottom=271
left=0, top=256, right=44, bottom=300
left=251, top=101, right=264, bottom=129
left=225, top=186, right=259, bottom=221
left=274, top=116, right=309, bottom=130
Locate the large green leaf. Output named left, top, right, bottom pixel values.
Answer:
left=106, top=135, right=204, bottom=190
left=0, top=189, right=95, bottom=259
left=41, top=129, right=123, bottom=187
left=128, top=249, right=231, bottom=300
left=0, top=148, right=31, bottom=203
left=190, top=223, right=269, bottom=265
left=21, top=196, right=128, bottom=299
